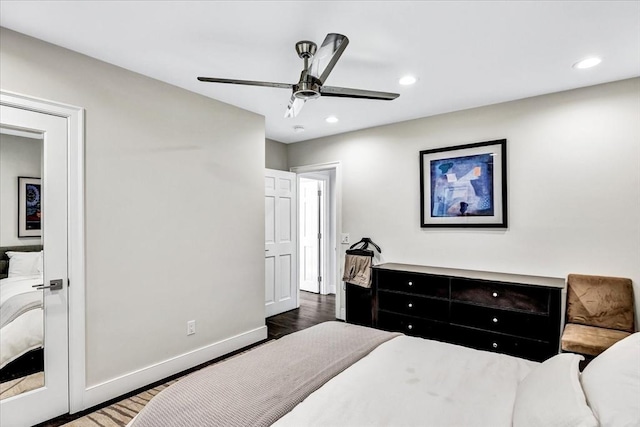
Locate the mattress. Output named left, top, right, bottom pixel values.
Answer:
left=275, top=335, right=537, bottom=426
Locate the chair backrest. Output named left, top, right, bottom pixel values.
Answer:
left=567, top=274, right=635, bottom=332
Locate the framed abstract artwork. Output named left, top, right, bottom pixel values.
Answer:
left=420, top=139, right=507, bottom=228
left=18, top=176, right=42, bottom=237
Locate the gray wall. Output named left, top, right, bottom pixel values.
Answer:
left=0, top=133, right=43, bottom=246
left=266, top=138, right=288, bottom=171
left=289, top=78, right=640, bottom=322
left=1, top=28, right=266, bottom=387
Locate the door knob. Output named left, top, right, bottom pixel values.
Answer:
left=33, top=279, right=63, bottom=290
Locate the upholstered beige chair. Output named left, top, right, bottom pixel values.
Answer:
left=561, top=274, right=635, bottom=357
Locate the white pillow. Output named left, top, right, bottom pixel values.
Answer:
left=513, top=353, right=598, bottom=427
left=6, top=251, right=43, bottom=277
left=581, top=332, right=640, bottom=427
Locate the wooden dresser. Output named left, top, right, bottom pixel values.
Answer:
left=372, top=263, right=565, bottom=361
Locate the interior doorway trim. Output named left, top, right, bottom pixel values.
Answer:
left=290, top=161, right=343, bottom=320
left=0, top=90, right=86, bottom=413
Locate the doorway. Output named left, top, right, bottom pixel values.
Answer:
left=293, top=164, right=340, bottom=320
left=298, top=171, right=334, bottom=295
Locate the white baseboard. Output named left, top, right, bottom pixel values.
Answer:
left=78, top=326, right=267, bottom=412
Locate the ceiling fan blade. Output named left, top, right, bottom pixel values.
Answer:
left=284, top=96, right=306, bottom=118
left=197, top=77, right=292, bottom=90
left=309, top=33, right=349, bottom=84
left=320, top=86, right=400, bottom=100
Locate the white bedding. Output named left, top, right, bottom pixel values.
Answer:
left=275, top=335, right=538, bottom=427
left=0, top=275, right=43, bottom=369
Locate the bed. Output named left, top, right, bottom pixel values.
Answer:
left=130, top=321, right=639, bottom=427
left=0, top=247, right=44, bottom=375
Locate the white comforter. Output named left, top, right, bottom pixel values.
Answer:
left=0, top=275, right=43, bottom=369
left=275, top=335, right=538, bottom=427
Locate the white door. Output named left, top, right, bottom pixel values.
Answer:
left=0, top=106, right=69, bottom=426
left=299, top=178, right=321, bottom=293
left=265, top=169, right=297, bottom=317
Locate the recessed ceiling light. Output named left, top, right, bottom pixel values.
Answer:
left=399, top=75, right=417, bottom=85
left=325, top=116, right=339, bottom=124
left=293, top=125, right=305, bottom=133
left=572, top=57, right=602, bottom=69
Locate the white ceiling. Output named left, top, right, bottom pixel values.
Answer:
left=1, top=1, right=638, bottom=144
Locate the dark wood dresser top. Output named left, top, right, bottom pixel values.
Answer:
left=373, top=263, right=566, bottom=289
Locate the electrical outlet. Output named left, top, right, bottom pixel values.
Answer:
left=341, top=233, right=350, bottom=244
left=187, top=320, right=196, bottom=336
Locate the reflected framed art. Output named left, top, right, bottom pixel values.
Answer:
left=420, top=139, right=507, bottom=228
left=18, top=176, right=42, bottom=237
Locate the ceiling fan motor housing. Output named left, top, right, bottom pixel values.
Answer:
left=293, top=81, right=321, bottom=100
left=293, top=40, right=321, bottom=99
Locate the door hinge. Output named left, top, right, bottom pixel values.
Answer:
left=318, top=232, right=322, bottom=240
left=318, top=190, right=322, bottom=196
left=318, top=276, right=322, bottom=282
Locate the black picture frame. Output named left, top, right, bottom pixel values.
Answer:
left=420, top=139, right=507, bottom=228
left=18, top=176, right=42, bottom=237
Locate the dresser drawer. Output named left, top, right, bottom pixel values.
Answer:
left=377, top=270, right=449, bottom=298
left=378, top=290, right=448, bottom=321
left=451, top=278, right=550, bottom=313
left=449, top=326, right=554, bottom=361
left=377, top=311, right=448, bottom=339
left=450, top=302, right=550, bottom=340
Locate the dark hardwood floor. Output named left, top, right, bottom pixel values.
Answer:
left=267, top=291, right=337, bottom=339
left=37, top=291, right=335, bottom=427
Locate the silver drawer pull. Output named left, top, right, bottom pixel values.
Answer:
left=408, top=303, right=413, bottom=308
left=407, top=324, right=413, bottom=330
left=408, top=281, right=413, bottom=286
left=492, top=317, right=498, bottom=323
left=492, top=342, right=498, bottom=349
left=492, top=292, right=499, bottom=298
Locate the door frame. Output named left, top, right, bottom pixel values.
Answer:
left=0, top=90, right=86, bottom=413
left=290, top=162, right=343, bottom=319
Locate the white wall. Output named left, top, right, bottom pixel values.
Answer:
left=288, top=78, right=640, bottom=323
left=0, top=27, right=266, bottom=397
left=266, top=138, right=288, bottom=171
left=0, top=133, right=43, bottom=246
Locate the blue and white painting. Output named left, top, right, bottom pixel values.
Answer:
left=430, top=153, right=494, bottom=217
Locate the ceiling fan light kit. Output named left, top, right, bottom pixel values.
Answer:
left=197, top=33, right=399, bottom=118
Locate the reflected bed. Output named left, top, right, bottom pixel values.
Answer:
left=0, top=246, right=44, bottom=379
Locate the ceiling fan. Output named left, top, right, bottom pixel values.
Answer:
left=198, top=33, right=400, bottom=118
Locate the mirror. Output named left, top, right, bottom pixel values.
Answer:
left=0, top=130, right=45, bottom=400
